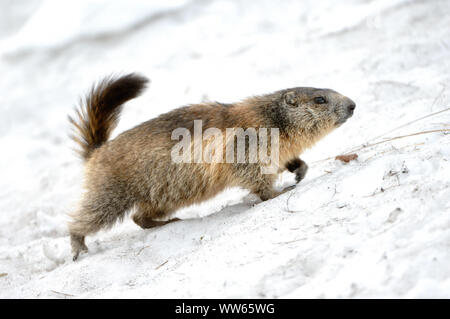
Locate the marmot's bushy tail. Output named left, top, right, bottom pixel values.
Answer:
left=69, top=73, right=149, bottom=161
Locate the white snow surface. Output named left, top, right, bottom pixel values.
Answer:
left=0, top=0, right=449, bottom=298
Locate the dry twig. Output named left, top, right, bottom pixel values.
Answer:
left=50, top=290, right=75, bottom=298
left=312, top=128, right=449, bottom=165
left=155, top=260, right=168, bottom=270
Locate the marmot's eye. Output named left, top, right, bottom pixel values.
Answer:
left=313, top=97, right=327, bottom=104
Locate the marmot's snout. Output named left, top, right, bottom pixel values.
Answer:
left=346, top=99, right=356, bottom=116
left=336, top=97, right=356, bottom=125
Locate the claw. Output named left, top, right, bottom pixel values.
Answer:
left=282, top=185, right=296, bottom=193
left=294, top=160, right=308, bottom=183
left=70, top=233, right=88, bottom=261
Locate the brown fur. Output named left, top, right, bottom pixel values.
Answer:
left=68, top=74, right=355, bottom=260
left=68, top=74, right=148, bottom=161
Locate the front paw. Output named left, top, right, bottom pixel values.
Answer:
left=286, top=158, right=309, bottom=183
left=294, top=160, right=308, bottom=183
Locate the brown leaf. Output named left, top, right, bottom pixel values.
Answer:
left=335, top=153, right=358, bottom=163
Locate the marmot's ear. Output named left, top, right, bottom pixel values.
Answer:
left=283, top=91, right=297, bottom=107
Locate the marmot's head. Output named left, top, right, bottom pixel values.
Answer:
left=274, top=87, right=355, bottom=133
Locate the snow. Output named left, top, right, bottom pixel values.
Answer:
left=0, top=0, right=449, bottom=298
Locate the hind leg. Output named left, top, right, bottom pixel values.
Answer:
left=132, top=202, right=180, bottom=229
left=70, top=233, right=88, bottom=261
left=133, top=216, right=181, bottom=229
left=69, top=189, right=132, bottom=261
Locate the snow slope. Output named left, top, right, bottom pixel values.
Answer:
left=0, top=0, right=449, bottom=298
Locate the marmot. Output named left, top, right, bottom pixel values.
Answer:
left=68, top=73, right=355, bottom=260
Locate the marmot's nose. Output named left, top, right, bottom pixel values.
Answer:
left=347, top=103, right=356, bottom=114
